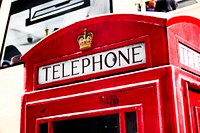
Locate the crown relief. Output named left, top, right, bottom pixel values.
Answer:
left=77, top=28, right=93, bottom=51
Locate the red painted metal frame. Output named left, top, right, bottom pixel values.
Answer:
left=22, top=66, right=161, bottom=133
left=20, top=65, right=200, bottom=133
left=21, top=14, right=168, bottom=91
left=187, top=87, right=200, bottom=133
left=178, top=37, right=200, bottom=76
left=167, top=15, right=200, bottom=76
left=172, top=68, right=200, bottom=133
left=167, top=16, right=200, bottom=27
left=194, top=107, right=200, bottom=132
left=22, top=14, right=200, bottom=91
left=21, top=14, right=200, bottom=133
left=35, top=104, right=144, bottom=133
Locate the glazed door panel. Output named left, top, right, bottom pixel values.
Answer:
left=26, top=82, right=159, bottom=133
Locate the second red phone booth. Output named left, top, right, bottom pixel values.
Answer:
left=21, top=14, right=200, bottom=133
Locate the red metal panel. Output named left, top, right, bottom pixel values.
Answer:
left=21, top=14, right=168, bottom=91
left=25, top=80, right=158, bottom=133
left=171, top=66, right=200, bottom=133
left=167, top=16, right=200, bottom=76
left=21, top=65, right=193, bottom=133
left=20, top=61, right=200, bottom=133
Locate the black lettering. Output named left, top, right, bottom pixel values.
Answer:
left=193, top=53, right=197, bottom=69
left=132, top=46, right=143, bottom=63
left=42, top=66, right=51, bottom=81
left=180, top=46, right=185, bottom=63
left=92, top=55, right=103, bottom=71
left=71, top=60, right=79, bottom=76
left=82, top=58, right=90, bottom=73
left=53, top=64, right=60, bottom=80
left=62, top=62, right=70, bottom=78
left=118, top=49, right=130, bottom=66
left=105, top=52, right=117, bottom=68
left=198, top=56, right=200, bottom=70
left=187, top=50, right=193, bottom=66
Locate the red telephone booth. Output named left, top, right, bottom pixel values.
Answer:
left=21, top=14, right=200, bottom=133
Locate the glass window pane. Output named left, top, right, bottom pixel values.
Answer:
left=53, top=114, right=119, bottom=133
left=125, top=112, right=137, bottom=133
left=40, top=122, right=48, bottom=133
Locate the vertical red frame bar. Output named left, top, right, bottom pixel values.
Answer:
left=195, top=107, right=200, bottom=132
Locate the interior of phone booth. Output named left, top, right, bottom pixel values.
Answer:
left=21, top=14, right=200, bottom=133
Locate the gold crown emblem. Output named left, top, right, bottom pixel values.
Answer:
left=77, top=28, right=93, bottom=50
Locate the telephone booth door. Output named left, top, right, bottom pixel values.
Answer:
left=24, top=73, right=161, bottom=133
